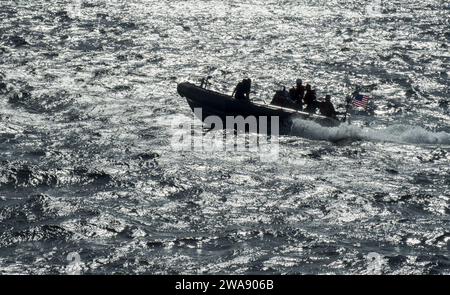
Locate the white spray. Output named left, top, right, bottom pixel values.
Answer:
left=290, top=118, right=450, bottom=145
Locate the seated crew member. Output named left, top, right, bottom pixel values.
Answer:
left=232, top=78, right=252, bottom=100
left=271, top=87, right=290, bottom=107
left=319, top=95, right=338, bottom=119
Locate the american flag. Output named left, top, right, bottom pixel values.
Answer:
left=353, top=94, right=370, bottom=109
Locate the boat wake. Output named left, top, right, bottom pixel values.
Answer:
left=290, top=118, right=450, bottom=145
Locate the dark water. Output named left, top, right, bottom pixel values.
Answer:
left=0, top=0, right=449, bottom=274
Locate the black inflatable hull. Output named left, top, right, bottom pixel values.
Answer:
left=177, top=82, right=340, bottom=134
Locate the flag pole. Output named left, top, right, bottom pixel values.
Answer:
left=343, top=95, right=352, bottom=123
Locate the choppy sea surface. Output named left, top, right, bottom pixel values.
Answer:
left=0, top=0, right=449, bottom=274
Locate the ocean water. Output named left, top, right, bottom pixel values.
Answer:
left=0, top=0, right=449, bottom=274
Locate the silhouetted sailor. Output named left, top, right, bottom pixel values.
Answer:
left=295, top=79, right=305, bottom=109
left=232, top=78, right=251, bottom=100
left=289, top=79, right=305, bottom=110
left=319, top=95, right=337, bottom=119
left=295, top=79, right=305, bottom=102
left=289, top=87, right=296, bottom=101
left=304, top=85, right=317, bottom=113
left=271, top=87, right=290, bottom=107
left=281, top=86, right=289, bottom=100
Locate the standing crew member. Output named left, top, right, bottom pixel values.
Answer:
left=304, top=84, right=318, bottom=113
left=289, top=79, right=305, bottom=110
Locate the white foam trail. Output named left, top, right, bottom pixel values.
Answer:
left=290, top=118, right=450, bottom=145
